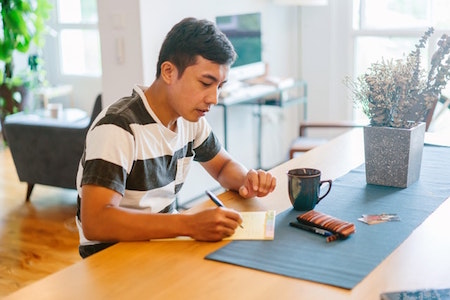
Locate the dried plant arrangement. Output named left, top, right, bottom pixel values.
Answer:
left=345, top=28, right=450, bottom=128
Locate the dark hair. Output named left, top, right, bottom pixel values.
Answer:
left=156, top=17, right=237, bottom=78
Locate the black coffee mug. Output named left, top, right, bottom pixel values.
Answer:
left=287, top=168, right=332, bottom=211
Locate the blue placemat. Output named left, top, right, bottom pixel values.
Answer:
left=380, top=288, right=450, bottom=300
left=205, top=145, right=450, bottom=289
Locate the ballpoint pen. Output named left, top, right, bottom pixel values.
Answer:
left=205, top=190, right=244, bottom=228
left=289, top=221, right=332, bottom=237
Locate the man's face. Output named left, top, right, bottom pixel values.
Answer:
left=167, top=56, right=229, bottom=122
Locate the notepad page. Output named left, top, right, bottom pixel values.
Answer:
left=225, top=210, right=276, bottom=240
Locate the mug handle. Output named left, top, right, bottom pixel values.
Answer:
left=317, top=180, right=332, bottom=202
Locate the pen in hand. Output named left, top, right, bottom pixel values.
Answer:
left=205, top=190, right=244, bottom=228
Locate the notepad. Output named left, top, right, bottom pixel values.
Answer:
left=152, top=210, right=276, bottom=241
left=226, top=210, right=275, bottom=240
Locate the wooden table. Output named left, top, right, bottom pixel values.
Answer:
left=5, top=129, right=450, bottom=300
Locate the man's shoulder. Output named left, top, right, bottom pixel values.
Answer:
left=101, top=92, right=155, bottom=126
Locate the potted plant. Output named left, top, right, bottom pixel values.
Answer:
left=0, top=0, right=52, bottom=132
left=345, top=28, right=450, bottom=187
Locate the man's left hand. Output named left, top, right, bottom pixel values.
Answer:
left=238, top=169, right=276, bottom=198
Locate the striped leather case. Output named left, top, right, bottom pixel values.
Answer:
left=296, top=210, right=355, bottom=242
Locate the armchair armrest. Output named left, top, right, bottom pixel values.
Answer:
left=299, top=120, right=367, bottom=136
left=289, top=120, right=367, bottom=159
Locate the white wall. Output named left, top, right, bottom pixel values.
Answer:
left=97, top=0, right=144, bottom=107
left=300, top=0, right=354, bottom=121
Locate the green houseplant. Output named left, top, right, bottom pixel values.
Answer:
left=345, top=28, right=450, bottom=188
left=0, top=0, right=52, bottom=130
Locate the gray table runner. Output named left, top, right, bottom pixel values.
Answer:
left=206, top=145, right=450, bottom=289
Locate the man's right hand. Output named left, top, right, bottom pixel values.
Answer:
left=185, top=207, right=243, bottom=241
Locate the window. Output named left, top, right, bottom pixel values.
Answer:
left=353, top=0, right=450, bottom=75
left=352, top=0, right=450, bottom=120
left=54, top=0, right=101, bottom=77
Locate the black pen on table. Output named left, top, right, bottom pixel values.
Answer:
left=289, top=221, right=332, bottom=237
left=205, top=190, right=244, bottom=228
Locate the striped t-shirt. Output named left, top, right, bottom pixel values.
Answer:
left=76, top=85, right=221, bottom=244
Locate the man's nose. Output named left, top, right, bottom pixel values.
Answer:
left=206, top=89, right=219, bottom=105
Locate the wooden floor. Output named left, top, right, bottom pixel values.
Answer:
left=0, top=140, right=81, bottom=297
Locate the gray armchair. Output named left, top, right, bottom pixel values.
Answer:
left=3, top=94, right=102, bottom=201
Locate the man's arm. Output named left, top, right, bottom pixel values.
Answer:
left=80, top=184, right=243, bottom=242
left=200, top=148, right=276, bottom=198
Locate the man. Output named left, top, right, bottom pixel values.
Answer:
left=76, top=17, right=277, bottom=258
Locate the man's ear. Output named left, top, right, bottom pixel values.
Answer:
left=160, top=61, right=178, bottom=84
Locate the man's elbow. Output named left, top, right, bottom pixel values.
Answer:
left=81, top=216, right=111, bottom=241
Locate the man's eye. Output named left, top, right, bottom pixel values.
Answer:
left=201, top=81, right=212, bottom=87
